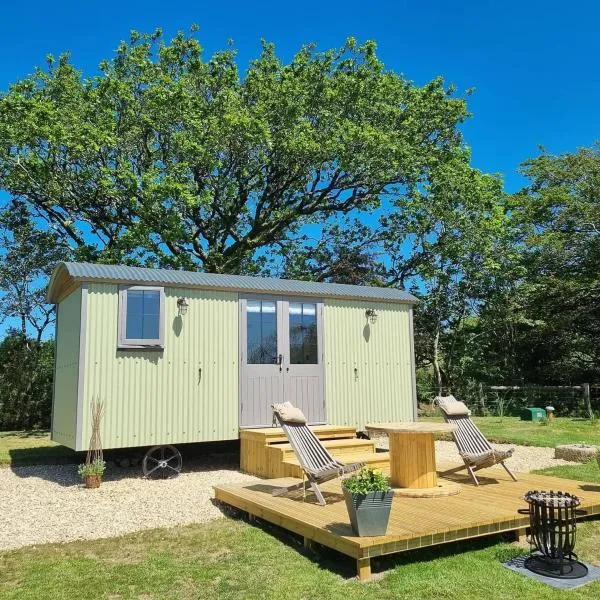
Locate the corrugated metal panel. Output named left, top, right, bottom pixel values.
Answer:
left=324, top=299, right=415, bottom=430
left=48, top=262, right=418, bottom=304
left=81, top=283, right=239, bottom=449
left=52, top=288, right=81, bottom=448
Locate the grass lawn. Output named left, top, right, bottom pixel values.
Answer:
left=424, top=416, right=600, bottom=448
left=1, top=512, right=600, bottom=600
left=0, top=430, right=77, bottom=467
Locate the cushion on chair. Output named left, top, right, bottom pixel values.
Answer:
left=460, top=447, right=514, bottom=467
left=436, top=396, right=471, bottom=416
left=273, top=401, right=307, bottom=424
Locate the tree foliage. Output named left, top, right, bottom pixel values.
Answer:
left=0, top=29, right=468, bottom=273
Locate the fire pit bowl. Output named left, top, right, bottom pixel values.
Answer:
left=518, top=490, right=588, bottom=579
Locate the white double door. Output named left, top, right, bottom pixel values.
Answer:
left=239, top=296, right=325, bottom=428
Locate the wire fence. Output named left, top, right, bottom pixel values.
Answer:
left=417, top=382, right=600, bottom=418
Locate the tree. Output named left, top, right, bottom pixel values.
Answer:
left=0, top=204, right=69, bottom=341
left=505, top=143, right=600, bottom=383
left=0, top=29, right=470, bottom=273
left=381, top=150, right=515, bottom=394
left=276, top=219, right=387, bottom=285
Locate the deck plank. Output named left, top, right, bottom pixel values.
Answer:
left=214, top=464, right=600, bottom=577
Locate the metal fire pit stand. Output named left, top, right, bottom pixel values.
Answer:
left=519, top=490, right=588, bottom=579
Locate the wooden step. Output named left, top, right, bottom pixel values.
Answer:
left=239, top=424, right=360, bottom=478
left=268, top=438, right=375, bottom=461
left=281, top=451, right=391, bottom=479
left=240, top=425, right=357, bottom=445
left=264, top=439, right=376, bottom=478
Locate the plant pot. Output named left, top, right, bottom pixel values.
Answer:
left=84, top=474, right=102, bottom=489
left=343, top=487, right=394, bottom=537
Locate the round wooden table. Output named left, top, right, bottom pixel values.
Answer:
left=366, top=422, right=461, bottom=497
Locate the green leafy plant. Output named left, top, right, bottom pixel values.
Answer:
left=342, top=467, right=391, bottom=495
left=78, top=458, right=106, bottom=478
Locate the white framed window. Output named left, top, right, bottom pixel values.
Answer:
left=118, top=285, right=165, bottom=349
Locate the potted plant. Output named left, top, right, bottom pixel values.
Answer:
left=78, top=458, right=106, bottom=488
left=342, top=467, right=393, bottom=536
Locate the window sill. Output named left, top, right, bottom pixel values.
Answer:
left=117, top=344, right=165, bottom=351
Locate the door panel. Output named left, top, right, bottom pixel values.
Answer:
left=239, top=298, right=284, bottom=427
left=283, top=301, right=325, bottom=424
left=239, top=296, right=325, bottom=427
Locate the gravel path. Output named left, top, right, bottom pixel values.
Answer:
left=0, top=455, right=257, bottom=552
left=0, top=443, right=581, bottom=553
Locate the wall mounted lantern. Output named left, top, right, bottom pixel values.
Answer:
left=365, top=308, right=378, bottom=324
left=177, top=297, right=189, bottom=316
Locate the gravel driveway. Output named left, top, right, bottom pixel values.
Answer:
left=0, top=443, right=579, bottom=552
left=0, top=454, right=257, bottom=552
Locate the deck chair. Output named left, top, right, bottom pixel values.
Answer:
left=435, top=395, right=517, bottom=486
left=271, top=403, right=364, bottom=505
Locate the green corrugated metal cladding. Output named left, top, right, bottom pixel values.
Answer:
left=80, top=283, right=239, bottom=450
left=51, top=287, right=81, bottom=447
left=324, top=299, right=416, bottom=430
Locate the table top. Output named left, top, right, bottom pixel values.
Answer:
left=365, top=421, right=456, bottom=434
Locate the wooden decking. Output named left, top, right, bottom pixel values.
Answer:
left=214, top=464, right=600, bottom=581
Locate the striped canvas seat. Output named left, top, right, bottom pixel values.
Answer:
left=271, top=406, right=363, bottom=505
left=435, top=395, right=517, bottom=486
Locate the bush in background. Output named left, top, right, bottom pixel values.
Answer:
left=0, top=331, right=54, bottom=430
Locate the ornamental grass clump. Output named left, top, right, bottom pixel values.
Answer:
left=342, top=467, right=391, bottom=495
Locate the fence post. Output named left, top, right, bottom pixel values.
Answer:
left=582, top=383, right=593, bottom=420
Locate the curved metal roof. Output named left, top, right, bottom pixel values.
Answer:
left=47, top=262, right=418, bottom=304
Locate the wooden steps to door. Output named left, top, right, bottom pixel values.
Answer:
left=240, top=425, right=390, bottom=478
left=281, top=450, right=391, bottom=479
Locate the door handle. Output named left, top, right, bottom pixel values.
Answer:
left=277, top=354, right=283, bottom=365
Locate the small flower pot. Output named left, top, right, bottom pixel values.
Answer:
left=84, top=474, right=102, bottom=489
left=343, top=487, right=394, bottom=536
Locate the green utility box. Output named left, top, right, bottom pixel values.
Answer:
left=520, top=407, right=546, bottom=422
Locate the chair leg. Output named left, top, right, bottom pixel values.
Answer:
left=501, top=461, right=518, bottom=481
left=309, top=480, right=326, bottom=505
left=467, top=465, right=480, bottom=486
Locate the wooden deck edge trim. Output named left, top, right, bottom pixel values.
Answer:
left=214, top=486, right=362, bottom=558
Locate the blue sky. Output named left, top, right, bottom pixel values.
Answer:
left=1, top=0, right=599, bottom=336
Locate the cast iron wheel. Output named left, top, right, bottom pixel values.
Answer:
left=142, top=445, right=182, bottom=479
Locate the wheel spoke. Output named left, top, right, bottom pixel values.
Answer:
left=146, top=463, right=163, bottom=476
